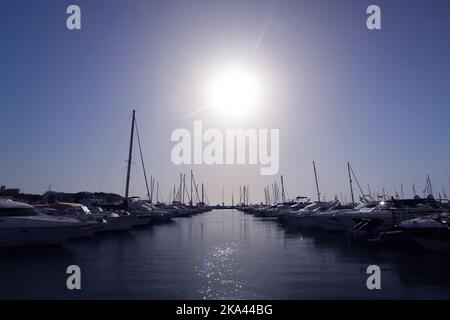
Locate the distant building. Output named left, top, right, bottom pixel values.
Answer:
left=0, top=185, right=20, bottom=197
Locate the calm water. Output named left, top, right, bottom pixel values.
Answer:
left=1, top=209, right=450, bottom=299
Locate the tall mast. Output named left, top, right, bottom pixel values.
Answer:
left=427, top=174, right=433, bottom=196
left=281, top=175, right=286, bottom=203
left=232, top=189, right=234, bottom=207
left=190, top=170, right=193, bottom=206
left=125, top=109, right=135, bottom=199
left=182, top=174, right=186, bottom=203
left=239, top=186, right=242, bottom=204
left=177, top=173, right=183, bottom=203
left=150, top=176, right=155, bottom=203
left=347, top=162, right=355, bottom=204
left=156, top=180, right=159, bottom=203
left=247, top=186, right=249, bottom=205
left=201, top=183, right=204, bottom=203
left=313, top=161, right=321, bottom=202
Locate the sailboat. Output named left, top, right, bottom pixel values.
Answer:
left=95, top=110, right=152, bottom=227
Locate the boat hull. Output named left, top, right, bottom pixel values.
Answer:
left=133, top=215, right=152, bottom=227
left=0, top=225, right=90, bottom=247
left=100, top=216, right=136, bottom=231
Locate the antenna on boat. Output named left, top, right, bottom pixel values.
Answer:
left=313, top=161, right=321, bottom=202
left=347, top=162, right=354, bottom=204
left=281, top=175, right=286, bottom=203
left=124, top=109, right=135, bottom=199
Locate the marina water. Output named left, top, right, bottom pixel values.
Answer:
left=1, top=209, right=449, bottom=299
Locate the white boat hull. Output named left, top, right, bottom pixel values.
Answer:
left=0, top=225, right=92, bottom=247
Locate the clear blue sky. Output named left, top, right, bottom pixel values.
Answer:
left=1, top=0, right=450, bottom=204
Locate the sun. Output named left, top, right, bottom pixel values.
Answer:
left=205, top=65, right=263, bottom=120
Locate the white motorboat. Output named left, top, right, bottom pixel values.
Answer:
left=0, top=199, right=96, bottom=247
left=143, top=203, right=174, bottom=223
left=88, top=206, right=137, bottom=231
left=399, top=213, right=450, bottom=252
left=282, top=201, right=339, bottom=228
left=337, top=198, right=443, bottom=235
left=314, top=202, right=374, bottom=232
left=278, top=201, right=309, bottom=222
left=36, top=202, right=104, bottom=235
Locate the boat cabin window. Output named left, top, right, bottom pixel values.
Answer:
left=80, top=205, right=92, bottom=214
left=0, top=207, right=41, bottom=217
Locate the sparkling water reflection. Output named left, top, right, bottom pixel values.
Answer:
left=0, top=209, right=449, bottom=299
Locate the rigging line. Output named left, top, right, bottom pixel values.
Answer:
left=283, top=181, right=291, bottom=201
left=96, top=113, right=132, bottom=191
left=204, top=191, right=209, bottom=205
left=84, top=112, right=132, bottom=191
left=317, top=175, right=327, bottom=201
left=350, top=165, right=365, bottom=198
left=445, top=171, right=450, bottom=187
left=252, top=0, right=278, bottom=56
left=192, top=174, right=201, bottom=203
left=135, top=119, right=151, bottom=201
left=183, top=177, right=192, bottom=203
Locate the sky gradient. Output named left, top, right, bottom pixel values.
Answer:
left=1, top=0, right=450, bottom=204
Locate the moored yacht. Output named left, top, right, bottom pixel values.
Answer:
left=36, top=202, right=104, bottom=237
left=282, top=200, right=339, bottom=228
left=129, top=200, right=173, bottom=224
left=314, top=202, right=374, bottom=232
left=0, top=199, right=96, bottom=247
left=278, top=200, right=309, bottom=222
left=399, top=213, right=450, bottom=252
left=343, top=197, right=445, bottom=240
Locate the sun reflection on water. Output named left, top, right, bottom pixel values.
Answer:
left=195, top=242, right=246, bottom=299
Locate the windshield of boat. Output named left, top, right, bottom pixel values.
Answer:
left=80, top=205, right=92, bottom=214
left=0, top=207, right=41, bottom=217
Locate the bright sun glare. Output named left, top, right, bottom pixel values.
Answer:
left=206, top=65, right=263, bottom=119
